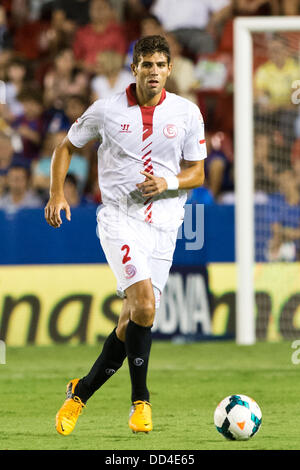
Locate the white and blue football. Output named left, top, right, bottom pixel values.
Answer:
left=214, top=394, right=262, bottom=441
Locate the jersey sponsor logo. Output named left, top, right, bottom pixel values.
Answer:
left=163, top=124, right=178, bottom=139
left=120, top=123, right=132, bottom=133
left=124, top=264, right=137, bottom=279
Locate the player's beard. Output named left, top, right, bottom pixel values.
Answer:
left=145, top=80, right=165, bottom=98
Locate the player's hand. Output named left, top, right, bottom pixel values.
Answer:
left=136, top=171, right=168, bottom=197
left=44, top=194, right=71, bottom=228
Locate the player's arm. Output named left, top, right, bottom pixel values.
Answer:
left=137, top=160, right=205, bottom=198
left=45, top=99, right=103, bottom=228
left=44, top=136, right=78, bottom=228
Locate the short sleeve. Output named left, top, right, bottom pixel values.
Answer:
left=67, top=100, right=105, bottom=148
left=182, top=103, right=207, bottom=161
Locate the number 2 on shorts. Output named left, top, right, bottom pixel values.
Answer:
left=121, top=244, right=131, bottom=264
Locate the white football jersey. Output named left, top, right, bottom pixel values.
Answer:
left=68, top=84, right=207, bottom=231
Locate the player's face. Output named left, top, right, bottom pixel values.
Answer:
left=132, top=52, right=172, bottom=97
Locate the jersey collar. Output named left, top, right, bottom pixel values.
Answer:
left=126, top=83, right=166, bottom=107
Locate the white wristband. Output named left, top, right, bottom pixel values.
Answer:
left=165, top=176, right=179, bottom=190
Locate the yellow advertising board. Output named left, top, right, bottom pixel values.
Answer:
left=0, top=263, right=300, bottom=345
left=0, top=265, right=121, bottom=346
left=208, top=262, right=300, bottom=340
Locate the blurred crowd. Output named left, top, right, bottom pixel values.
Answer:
left=0, top=0, right=299, bottom=227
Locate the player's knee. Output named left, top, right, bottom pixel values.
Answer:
left=131, top=298, right=155, bottom=327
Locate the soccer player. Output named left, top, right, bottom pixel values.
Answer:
left=44, top=35, right=207, bottom=436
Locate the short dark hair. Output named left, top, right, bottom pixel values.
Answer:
left=133, top=35, right=171, bottom=65
left=66, top=94, right=90, bottom=108
left=17, top=87, right=43, bottom=105
left=9, top=163, right=31, bottom=179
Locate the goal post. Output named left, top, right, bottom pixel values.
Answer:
left=233, top=17, right=300, bottom=345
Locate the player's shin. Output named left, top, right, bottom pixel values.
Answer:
left=125, top=319, right=152, bottom=403
left=75, top=327, right=127, bottom=402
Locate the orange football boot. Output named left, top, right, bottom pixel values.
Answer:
left=55, top=379, right=85, bottom=436
left=129, top=400, right=153, bottom=433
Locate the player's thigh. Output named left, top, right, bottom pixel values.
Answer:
left=150, top=257, right=173, bottom=307
left=150, top=228, right=178, bottom=306
left=97, top=210, right=152, bottom=295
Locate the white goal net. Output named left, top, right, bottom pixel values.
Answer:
left=234, top=17, right=300, bottom=344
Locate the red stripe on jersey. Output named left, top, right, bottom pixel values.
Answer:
left=142, top=150, right=152, bottom=160
left=144, top=202, right=153, bottom=223
left=199, top=139, right=206, bottom=144
left=140, top=107, right=155, bottom=221
left=144, top=201, right=152, bottom=212
left=142, top=142, right=152, bottom=152
left=141, top=107, right=155, bottom=142
left=144, top=165, right=154, bottom=174
left=127, top=83, right=166, bottom=225
left=145, top=211, right=152, bottom=223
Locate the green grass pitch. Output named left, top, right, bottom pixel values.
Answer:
left=0, top=340, right=299, bottom=450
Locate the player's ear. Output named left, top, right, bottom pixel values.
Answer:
left=131, top=63, right=137, bottom=77
left=167, top=62, right=173, bottom=77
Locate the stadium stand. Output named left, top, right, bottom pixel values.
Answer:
left=0, top=0, right=299, bottom=210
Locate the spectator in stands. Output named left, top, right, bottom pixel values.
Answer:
left=186, top=132, right=234, bottom=205
left=254, top=34, right=299, bottom=143
left=0, top=133, right=14, bottom=170
left=150, top=0, right=230, bottom=57
left=254, top=132, right=279, bottom=202
left=122, top=0, right=153, bottom=43
left=267, top=169, right=300, bottom=261
left=12, top=0, right=53, bottom=61
left=0, top=47, right=12, bottom=83
left=204, top=131, right=234, bottom=202
left=254, top=124, right=292, bottom=198
left=43, top=48, right=90, bottom=109
left=290, top=139, right=300, bottom=190
left=2, top=56, right=31, bottom=121
left=295, top=110, right=300, bottom=139
left=52, top=0, right=91, bottom=27
left=0, top=164, right=42, bottom=213
left=11, top=87, right=45, bottom=163
left=91, top=50, right=132, bottom=101
left=0, top=5, right=13, bottom=52
left=0, top=3, right=13, bottom=80
left=211, top=0, right=276, bottom=53
left=63, top=173, right=89, bottom=207
left=271, top=0, right=300, bottom=15
left=64, top=95, right=91, bottom=126
left=0, top=170, right=7, bottom=198
left=49, top=0, right=91, bottom=56
left=32, top=130, right=89, bottom=200
left=124, top=13, right=165, bottom=70
left=254, top=35, right=299, bottom=113
left=72, top=0, right=127, bottom=73
left=165, top=32, right=198, bottom=104
left=46, top=93, right=91, bottom=135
